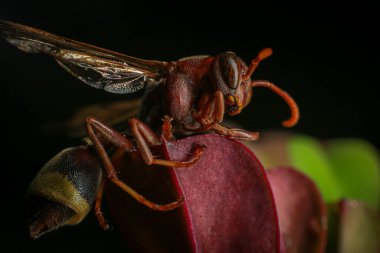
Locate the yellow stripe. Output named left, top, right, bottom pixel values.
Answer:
left=28, top=172, right=91, bottom=225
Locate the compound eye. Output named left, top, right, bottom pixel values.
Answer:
left=221, top=56, right=239, bottom=90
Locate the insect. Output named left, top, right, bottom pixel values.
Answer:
left=0, top=20, right=299, bottom=238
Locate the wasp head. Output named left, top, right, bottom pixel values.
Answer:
left=212, top=52, right=253, bottom=116
left=211, top=48, right=299, bottom=127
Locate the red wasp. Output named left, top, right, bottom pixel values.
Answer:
left=0, top=20, right=299, bottom=238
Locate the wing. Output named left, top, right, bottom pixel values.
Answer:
left=0, top=20, right=167, bottom=94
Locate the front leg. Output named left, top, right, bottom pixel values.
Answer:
left=211, top=123, right=260, bottom=141
left=128, top=118, right=204, bottom=167
left=195, top=90, right=225, bottom=125
left=183, top=91, right=224, bottom=132
left=184, top=91, right=259, bottom=141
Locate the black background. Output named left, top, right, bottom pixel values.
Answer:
left=0, top=1, right=378, bottom=252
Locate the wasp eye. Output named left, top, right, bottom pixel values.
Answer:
left=221, top=56, right=239, bottom=90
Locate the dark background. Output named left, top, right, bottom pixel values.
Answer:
left=0, top=1, right=378, bottom=252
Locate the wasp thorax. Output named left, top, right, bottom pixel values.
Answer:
left=27, top=146, right=102, bottom=238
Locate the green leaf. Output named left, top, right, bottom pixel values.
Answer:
left=325, top=139, right=380, bottom=209
left=247, top=131, right=380, bottom=207
left=288, top=135, right=343, bottom=202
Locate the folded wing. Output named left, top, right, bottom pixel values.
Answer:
left=0, top=20, right=167, bottom=94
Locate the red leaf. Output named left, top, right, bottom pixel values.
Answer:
left=267, top=167, right=327, bottom=253
left=107, top=134, right=280, bottom=253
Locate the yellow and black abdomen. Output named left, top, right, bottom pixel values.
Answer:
left=27, top=146, right=102, bottom=238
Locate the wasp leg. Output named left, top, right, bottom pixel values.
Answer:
left=94, top=177, right=110, bottom=230
left=160, top=115, right=174, bottom=141
left=183, top=122, right=215, bottom=132
left=186, top=91, right=260, bottom=141
left=211, top=123, right=260, bottom=141
left=110, top=178, right=184, bottom=211
left=85, top=117, right=184, bottom=212
left=128, top=117, right=204, bottom=167
left=86, top=116, right=134, bottom=178
left=183, top=91, right=224, bottom=132
left=196, top=90, right=224, bottom=125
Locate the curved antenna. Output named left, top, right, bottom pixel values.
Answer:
left=243, top=48, right=273, bottom=81
left=251, top=81, right=299, bottom=127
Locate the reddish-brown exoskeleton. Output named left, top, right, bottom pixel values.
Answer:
left=1, top=20, right=299, bottom=237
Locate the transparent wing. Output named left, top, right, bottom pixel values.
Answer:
left=0, top=20, right=167, bottom=94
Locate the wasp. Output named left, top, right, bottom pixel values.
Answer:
left=0, top=20, right=299, bottom=238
